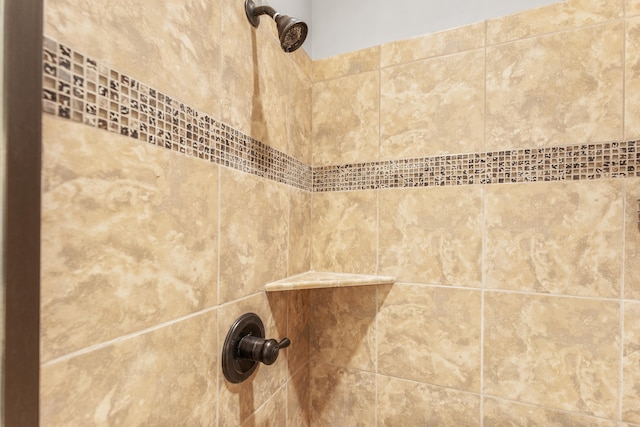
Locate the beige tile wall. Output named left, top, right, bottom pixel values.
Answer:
left=41, top=0, right=312, bottom=425
left=310, top=0, right=640, bottom=425
left=39, top=0, right=640, bottom=425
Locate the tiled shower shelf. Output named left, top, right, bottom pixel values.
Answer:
left=265, top=271, right=396, bottom=291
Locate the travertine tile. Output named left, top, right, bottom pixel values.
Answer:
left=377, top=375, right=481, bottom=426
left=290, top=60, right=313, bottom=164
left=486, top=22, right=624, bottom=150
left=485, top=180, right=624, bottom=298
left=380, top=22, right=485, bottom=68
left=379, top=186, right=483, bottom=287
left=241, top=386, right=286, bottom=427
left=378, top=284, right=482, bottom=391
left=629, top=0, right=640, bottom=16
left=487, top=0, right=623, bottom=45
left=291, top=45, right=313, bottom=81
left=626, top=17, right=640, bottom=139
left=40, top=309, right=217, bottom=426
left=219, top=167, right=289, bottom=303
left=222, top=0, right=289, bottom=152
left=380, top=49, right=484, bottom=159
left=218, top=292, right=288, bottom=427
left=45, top=0, right=221, bottom=116
left=41, top=117, right=218, bottom=361
left=287, top=366, right=310, bottom=427
left=220, top=0, right=254, bottom=133
left=309, top=362, right=376, bottom=426
left=623, top=301, right=640, bottom=423
left=287, top=290, right=310, bottom=374
left=250, top=28, right=292, bottom=154
left=313, top=46, right=380, bottom=82
left=312, top=71, right=379, bottom=166
left=483, top=397, right=619, bottom=426
left=626, top=178, right=640, bottom=300
left=484, top=292, right=620, bottom=419
left=289, top=188, right=311, bottom=276
left=311, top=190, right=377, bottom=274
left=310, top=286, right=377, bottom=371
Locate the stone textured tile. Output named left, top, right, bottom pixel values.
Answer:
left=218, top=292, right=288, bottom=427
left=313, top=46, right=380, bottom=82
left=483, top=397, right=620, bottom=426
left=626, top=17, right=640, bottom=139
left=289, top=188, right=311, bottom=276
left=377, top=375, right=481, bottom=426
left=287, top=366, right=310, bottom=427
left=40, top=309, right=217, bottom=426
left=379, top=186, right=483, bottom=287
left=623, top=301, right=640, bottom=424
left=380, top=49, right=485, bottom=159
left=485, top=180, right=624, bottom=298
left=487, top=0, right=624, bottom=45
left=312, top=71, right=379, bottom=166
left=309, top=362, right=376, bottom=427
left=310, top=286, right=377, bottom=371
left=626, top=178, right=640, bottom=300
left=219, top=167, right=289, bottom=303
left=241, top=386, right=286, bottom=427
left=222, top=0, right=290, bottom=152
left=629, top=0, right=640, bottom=16
left=220, top=0, right=258, bottom=135
left=45, top=0, right=221, bottom=116
left=311, top=190, right=377, bottom=274
left=484, top=292, right=620, bottom=419
left=290, top=61, right=313, bottom=164
left=378, top=284, right=482, bottom=392
left=486, top=22, right=624, bottom=150
left=380, top=22, right=485, bottom=68
left=291, top=45, right=313, bottom=81
left=287, top=290, right=310, bottom=375
left=41, top=117, right=218, bottom=361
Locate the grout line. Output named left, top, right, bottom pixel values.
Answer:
left=623, top=14, right=627, bottom=141
left=480, top=188, right=487, bottom=427
left=619, top=299, right=626, bottom=423
left=619, top=179, right=627, bottom=422
left=480, top=21, right=488, bottom=427
left=389, top=280, right=624, bottom=302
left=42, top=305, right=219, bottom=367
left=216, top=21, right=221, bottom=426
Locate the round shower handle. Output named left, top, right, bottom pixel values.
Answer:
left=238, top=335, right=290, bottom=366
left=222, top=312, right=291, bottom=383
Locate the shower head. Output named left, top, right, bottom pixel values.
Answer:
left=244, top=0, right=308, bottom=53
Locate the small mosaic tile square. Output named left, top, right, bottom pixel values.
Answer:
left=42, top=36, right=638, bottom=193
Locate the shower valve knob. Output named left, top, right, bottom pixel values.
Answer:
left=222, top=313, right=291, bottom=383
left=238, top=335, right=290, bottom=365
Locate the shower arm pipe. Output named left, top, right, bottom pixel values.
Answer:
left=247, top=3, right=278, bottom=27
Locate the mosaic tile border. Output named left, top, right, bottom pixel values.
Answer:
left=42, top=37, right=639, bottom=193
left=41, top=37, right=312, bottom=191
left=314, top=142, right=639, bottom=191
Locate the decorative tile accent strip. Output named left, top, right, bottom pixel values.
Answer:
left=41, top=36, right=312, bottom=191
left=313, top=143, right=639, bottom=191
left=42, top=37, right=638, bottom=193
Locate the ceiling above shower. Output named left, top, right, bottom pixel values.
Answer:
left=269, top=0, right=561, bottom=59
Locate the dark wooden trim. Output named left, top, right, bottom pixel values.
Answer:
left=3, top=0, right=43, bottom=425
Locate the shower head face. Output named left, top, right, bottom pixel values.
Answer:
left=275, top=15, right=308, bottom=53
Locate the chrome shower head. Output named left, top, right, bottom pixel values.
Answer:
left=244, top=0, right=308, bottom=53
